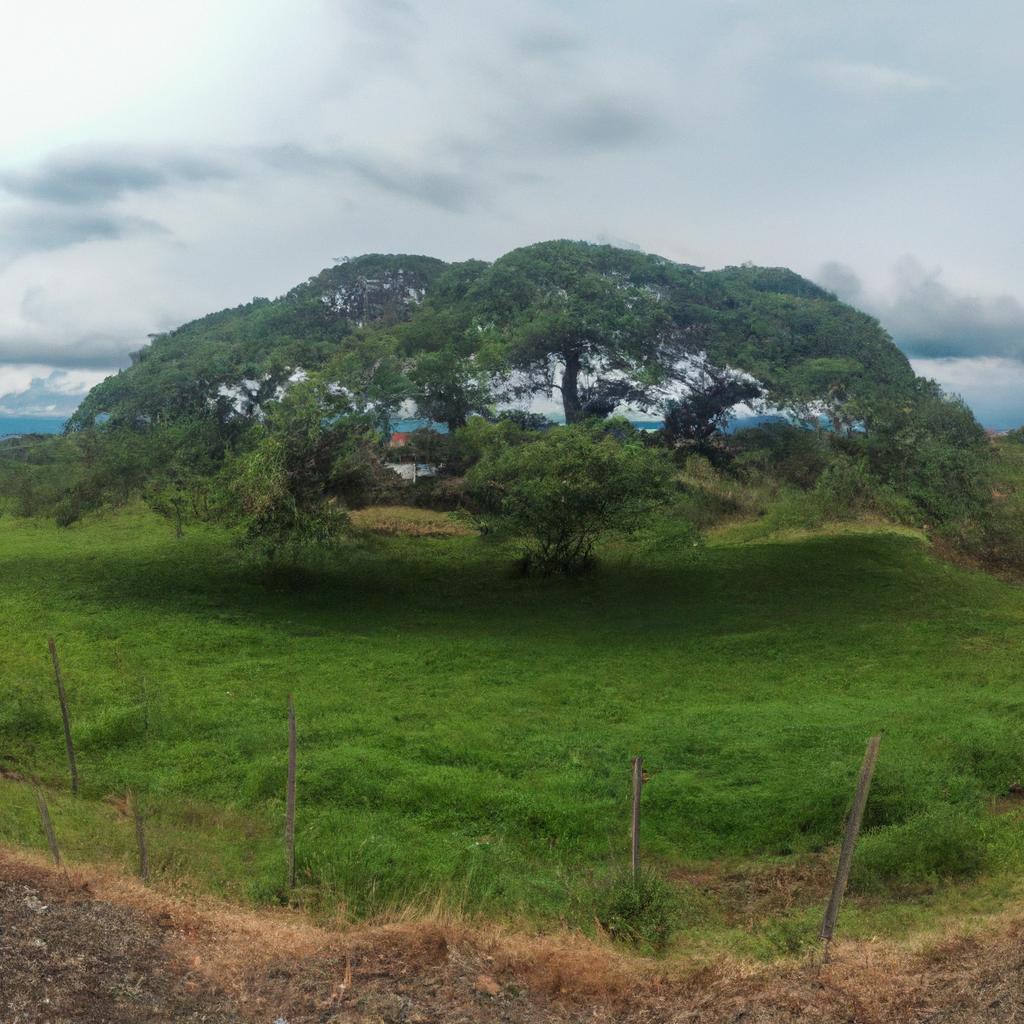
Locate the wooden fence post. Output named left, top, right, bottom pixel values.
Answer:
left=820, top=734, right=882, bottom=960
left=126, top=788, right=149, bottom=882
left=47, top=639, right=78, bottom=795
left=631, top=755, right=644, bottom=878
left=34, top=785, right=60, bottom=866
left=285, top=694, right=297, bottom=890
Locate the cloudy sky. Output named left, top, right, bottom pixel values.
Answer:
left=2, top=0, right=1023, bottom=425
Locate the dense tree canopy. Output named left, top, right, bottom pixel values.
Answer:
left=66, top=240, right=919, bottom=436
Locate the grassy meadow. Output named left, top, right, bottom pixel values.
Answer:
left=3, top=500, right=1024, bottom=957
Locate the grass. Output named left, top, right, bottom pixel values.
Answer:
left=349, top=505, right=475, bottom=537
left=3, top=504, right=1024, bottom=956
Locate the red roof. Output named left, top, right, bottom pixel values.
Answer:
left=390, top=432, right=412, bottom=447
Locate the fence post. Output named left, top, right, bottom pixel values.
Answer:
left=34, top=785, right=60, bottom=866
left=631, top=755, right=644, bottom=878
left=48, top=639, right=78, bottom=795
left=820, top=734, right=882, bottom=960
left=126, top=788, right=149, bottom=882
left=285, top=694, right=297, bottom=890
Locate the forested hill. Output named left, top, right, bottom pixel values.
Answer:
left=69, top=240, right=915, bottom=429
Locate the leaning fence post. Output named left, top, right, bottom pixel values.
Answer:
left=48, top=638, right=78, bottom=795
left=126, top=788, right=149, bottom=881
left=631, top=755, right=644, bottom=878
left=34, top=785, right=61, bottom=866
left=820, top=734, right=881, bottom=961
left=285, top=694, right=297, bottom=890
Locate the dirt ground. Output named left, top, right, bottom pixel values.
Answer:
left=3, top=849, right=1024, bottom=1023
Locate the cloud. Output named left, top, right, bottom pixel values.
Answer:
left=0, top=365, right=113, bottom=416
left=0, top=210, right=167, bottom=258
left=257, top=145, right=480, bottom=212
left=911, top=357, right=1024, bottom=431
left=816, top=261, right=863, bottom=303
left=536, top=96, right=665, bottom=151
left=0, top=148, right=233, bottom=205
left=812, top=60, right=947, bottom=97
left=344, top=157, right=479, bottom=212
left=514, top=26, right=586, bottom=57
left=819, top=257, right=1024, bottom=361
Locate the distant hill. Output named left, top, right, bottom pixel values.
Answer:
left=69, top=241, right=916, bottom=430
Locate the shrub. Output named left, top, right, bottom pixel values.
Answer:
left=594, top=868, right=679, bottom=953
left=756, top=912, right=817, bottom=958
left=961, top=495, right=1024, bottom=571
left=730, top=422, right=831, bottom=489
left=465, top=425, right=674, bottom=575
left=811, top=457, right=912, bottom=523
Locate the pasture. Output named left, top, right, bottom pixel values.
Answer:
left=3, top=507, right=1024, bottom=956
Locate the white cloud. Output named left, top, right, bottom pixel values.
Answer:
left=911, top=357, right=1024, bottom=431
left=0, top=365, right=112, bottom=416
left=812, top=60, right=947, bottom=96
left=818, top=257, right=1024, bottom=362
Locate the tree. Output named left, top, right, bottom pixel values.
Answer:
left=473, top=242, right=686, bottom=424
left=321, top=331, right=410, bottom=435
left=409, top=347, right=493, bottom=431
left=465, top=425, right=674, bottom=575
left=231, top=380, right=370, bottom=559
left=857, top=379, right=991, bottom=524
left=661, top=361, right=762, bottom=452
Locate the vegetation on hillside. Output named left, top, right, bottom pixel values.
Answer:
left=4, top=239, right=1011, bottom=574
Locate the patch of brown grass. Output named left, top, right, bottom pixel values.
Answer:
left=350, top=505, right=475, bottom=537
left=7, top=845, right=1024, bottom=1022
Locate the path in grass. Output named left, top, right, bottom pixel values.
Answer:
left=3, top=509, right=1024, bottom=953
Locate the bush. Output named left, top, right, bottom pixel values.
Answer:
left=465, top=425, right=674, bottom=575
left=861, top=383, right=991, bottom=526
left=594, top=868, right=679, bottom=953
left=960, top=496, right=1024, bottom=571
left=730, top=423, right=831, bottom=489
left=811, top=457, right=912, bottom=523
left=756, top=912, right=818, bottom=958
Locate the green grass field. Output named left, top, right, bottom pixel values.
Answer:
left=3, top=505, right=1024, bottom=956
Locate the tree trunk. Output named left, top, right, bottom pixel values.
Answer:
left=560, top=350, right=583, bottom=424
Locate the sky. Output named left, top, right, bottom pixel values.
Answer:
left=1, top=1, right=1023, bottom=426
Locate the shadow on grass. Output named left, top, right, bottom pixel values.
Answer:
left=2, top=522, right=956, bottom=649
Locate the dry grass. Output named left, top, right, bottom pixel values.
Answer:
left=350, top=505, right=476, bottom=537
left=6, top=845, right=1024, bottom=1022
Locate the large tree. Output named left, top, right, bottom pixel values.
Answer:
left=471, top=242, right=689, bottom=423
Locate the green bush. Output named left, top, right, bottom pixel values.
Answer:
left=730, top=423, right=831, bottom=489
left=756, top=911, right=818, bottom=958
left=852, top=807, right=988, bottom=892
left=970, top=496, right=1024, bottom=571
left=465, top=424, right=674, bottom=575
left=594, top=868, right=679, bottom=953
